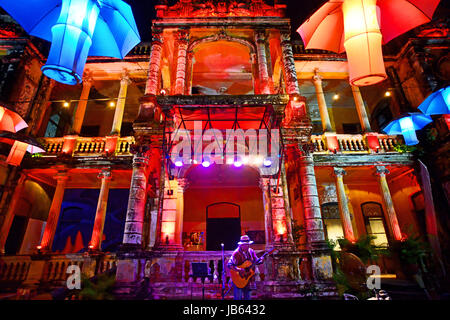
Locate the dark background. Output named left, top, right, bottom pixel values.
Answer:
left=126, top=0, right=450, bottom=43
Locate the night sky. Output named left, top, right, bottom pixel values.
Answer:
left=126, top=0, right=331, bottom=42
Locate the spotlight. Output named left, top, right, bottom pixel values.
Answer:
left=263, top=158, right=272, bottom=167
left=202, top=157, right=211, bottom=167
left=333, top=94, right=339, bottom=100
left=174, top=159, right=183, bottom=167
left=63, top=101, right=70, bottom=107
left=234, top=160, right=242, bottom=167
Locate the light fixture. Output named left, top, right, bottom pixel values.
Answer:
left=234, top=159, right=243, bottom=167
left=263, top=157, right=272, bottom=167
left=333, top=94, right=339, bottom=101
left=202, top=160, right=211, bottom=168
left=385, top=91, right=391, bottom=97
left=63, top=101, right=70, bottom=107
left=174, top=159, right=183, bottom=167
left=109, top=101, right=116, bottom=107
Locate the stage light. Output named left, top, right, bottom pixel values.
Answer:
left=263, top=158, right=272, bottom=167
left=202, top=157, right=211, bottom=167
left=234, top=160, right=243, bottom=167
left=174, top=159, right=183, bottom=167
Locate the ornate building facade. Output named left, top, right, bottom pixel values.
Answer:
left=0, top=0, right=448, bottom=299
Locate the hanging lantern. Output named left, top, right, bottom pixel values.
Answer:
left=418, top=86, right=450, bottom=116
left=297, top=0, right=441, bottom=87
left=0, top=0, right=141, bottom=85
left=382, top=113, right=433, bottom=146
left=0, top=101, right=28, bottom=133
left=0, top=132, right=45, bottom=166
left=342, top=0, right=386, bottom=86
left=42, top=0, right=100, bottom=85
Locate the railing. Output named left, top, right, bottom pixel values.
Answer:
left=0, top=254, right=117, bottom=287
left=311, top=133, right=402, bottom=153
left=40, top=136, right=134, bottom=158
left=0, top=256, right=32, bottom=283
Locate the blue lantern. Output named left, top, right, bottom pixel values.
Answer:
left=382, top=113, right=433, bottom=146
left=418, top=86, right=450, bottom=116
left=0, top=0, right=141, bottom=85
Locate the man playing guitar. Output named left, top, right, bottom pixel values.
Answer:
left=227, top=235, right=263, bottom=300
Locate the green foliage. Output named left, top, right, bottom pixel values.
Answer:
left=78, top=273, right=116, bottom=300
left=338, top=235, right=385, bottom=265
left=393, top=144, right=417, bottom=153
left=389, top=235, right=429, bottom=266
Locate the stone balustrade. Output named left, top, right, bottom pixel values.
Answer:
left=40, top=136, right=135, bottom=158
left=311, top=133, right=402, bottom=153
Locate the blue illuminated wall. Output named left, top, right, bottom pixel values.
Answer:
left=52, top=188, right=129, bottom=253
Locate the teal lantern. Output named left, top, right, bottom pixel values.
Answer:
left=0, top=0, right=141, bottom=85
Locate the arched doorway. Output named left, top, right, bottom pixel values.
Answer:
left=206, top=202, right=241, bottom=251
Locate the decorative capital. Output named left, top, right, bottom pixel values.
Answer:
left=177, top=178, right=189, bottom=192
left=176, top=28, right=190, bottom=42
left=312, top=69, right=322, bottom=83
left=120, top=72, right=131, bottom=86
left=54, top=170, right=68, bottom=182
left=375, top=166, right=390, bottom=176
left=255, top=29, right=267, bottom=43
left=280, top=30, right=291, bottom=43
left=151, top=28, right=164, bottom=44
left=333, top=167, right=346, bottom=177
left=259, top=178, right=269, bottom=191
left=98, top=168, right=112, bottom=180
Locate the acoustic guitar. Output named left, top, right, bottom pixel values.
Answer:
left=230, top=248, right=276, bottom=288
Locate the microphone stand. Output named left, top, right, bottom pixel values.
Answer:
left=221, top=243, right=225, bottom=300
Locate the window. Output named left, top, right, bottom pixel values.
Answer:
left=361, top=202, right=389, bottom=247
left=322, top=203, right=344, bottom=246
left=44, top=114, right=60, bottom=137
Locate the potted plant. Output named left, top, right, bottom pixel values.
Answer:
left=389, top=235, right=429, bottom=279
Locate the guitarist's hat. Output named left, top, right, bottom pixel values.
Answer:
left=238, top=235, right=254, bottom=245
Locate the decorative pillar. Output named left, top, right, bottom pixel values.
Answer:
left=72, top=76, right=93, bottom=135
left=175, top=178, right=188, bottom=248
left=333, top=168, right=356, bottom=242
left=299, top=151, right=333, bottom=280
left=122, top=154, right=150, bottom=248
left=376, top=166, right=402, bottom=241
left=174, top=28, right=189, bottom=95
left=255, top=30, right=271, bottom=94
left=280, top=31, right=300, bottom=95
left=110, top=74, right=131, bottom=136
left=89, top=168, right=112, bottom=251
left=260, top=178, right=274, bottom=248
left=145, top=29, right=164, bottom=96
left=351, top=85, right=372, bottom=133
left=312, top=70, right=333, bottom=132
left=0, top=173, right=27, bottom=254
left=39, top=171, right=68, bottom=252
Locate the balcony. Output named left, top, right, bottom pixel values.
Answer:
left=310, top=133, right=402, bottom=153
left=39, top=136, right=135, bottom=159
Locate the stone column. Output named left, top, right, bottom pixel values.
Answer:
left=39, top=171, right=68, bottom=252
left=299, top=152, right=333, bottom=280
left=175, top=178, right=188, bottom=248
left=122, top=154, right=149, bottom=248
left=280, top=30, right=300, bottom=95
left=312, top=71, right=333, bottom=132
left=145, top=29, right=164, bottom=96
left=72, top=76, right=93, bottom=135
left=110, top=74, right=131, bottom=136
left=260, top=178, right=274, bottom=248
left=174, top=29, right=189, bottom=95
left=255, top=30, right=271, bottom=94
left=89, top=168, right=112, bottom=251
left=0, top=173, right=27, bottom=254
left=351, top=85, right=372, bottom=133
left=333, top=168, right=356, bottom=242
left=376, top=166, right=402, bottom=241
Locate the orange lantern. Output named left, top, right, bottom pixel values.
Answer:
left=297, top=0, right=441, bottom=86
left=0, top=102, right=28, bottom=133
left=0, top=132, right=45, bottom=166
